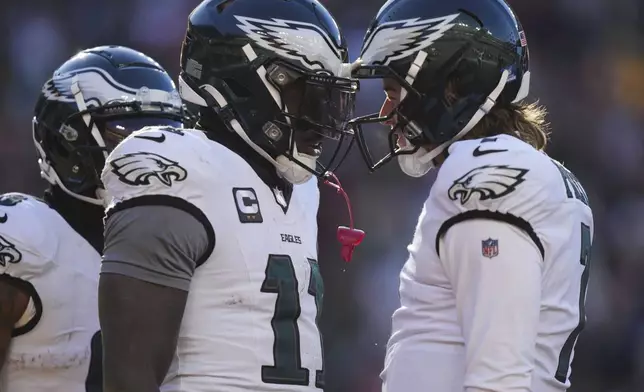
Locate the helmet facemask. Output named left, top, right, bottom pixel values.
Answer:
left=349, top=64, right=427, bottom=173
left=263, top=60, right=358, bottom=184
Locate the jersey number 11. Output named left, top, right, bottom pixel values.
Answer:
left=261, top=254, right=324, bottom=388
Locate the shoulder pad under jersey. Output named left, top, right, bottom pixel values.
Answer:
left=102, top=126, right=214, bottom=210
left=429, top=135, right=564, bottom=222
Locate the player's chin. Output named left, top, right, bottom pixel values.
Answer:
left=294, top=130, right=324, bottom=157
left=395, top=130, right=408, bottom=150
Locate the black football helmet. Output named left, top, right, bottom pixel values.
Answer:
left=350, top=0, right=530, bottom=176
left=33, top=45, right=186, bottom=205
left=179, top=0, right=358, bottom=184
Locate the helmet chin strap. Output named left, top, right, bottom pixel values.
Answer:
left=30, top=76, right=111, bottom=206
left=225, top=111, right=314, bottom=184
left=180, top=70, right=315, bottom=185
left=274, top=113, right=316, bottom=185
left=397, top=69, right=510, bottom=177
left=71, top=77, right=109, bottom=161
left=275, top=144, right=316, bottom=185
left=239, top=43, right=317, bottom=184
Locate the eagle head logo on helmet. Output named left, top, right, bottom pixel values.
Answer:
left=448, top=165, right=529, bottom=205
left=110, top=152, right=188, bottom=187
left=0, top=235, right=22, bottom=267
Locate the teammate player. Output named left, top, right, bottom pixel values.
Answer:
left=0, top=46, right=185, bottom=391
left=350, top=0, right=594, bottom=391
left=98, top=1, right=358, bottom=391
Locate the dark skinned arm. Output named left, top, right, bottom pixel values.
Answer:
left=0, top=275, right=30, bottom=371
left=99, top=274, right=189, bottom=392
left=99, top=203, right=212, bottom=392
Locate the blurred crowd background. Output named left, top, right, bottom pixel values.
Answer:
left=1, top=0, right=643, bottom=391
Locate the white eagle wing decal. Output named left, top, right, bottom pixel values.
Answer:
left=235, top=15, right=343, bottom=74
left=42, top=67, right=138, bottom=106
left=42, top=72, right=76, bottom=102
left=359, top=13, right=460, bottom=66
left=448, top=165, right=529, bottom=205
left=109, top=152, right=188, bottom=187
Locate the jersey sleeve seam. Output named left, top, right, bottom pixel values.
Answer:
left=435, top=209, right=545, bottom=259
left=6, top=277, right=44, bottom=337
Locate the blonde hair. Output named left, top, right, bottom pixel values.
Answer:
left=469, top=101, right=550, bottom=150
left=446, top=82, right=550, bottom=151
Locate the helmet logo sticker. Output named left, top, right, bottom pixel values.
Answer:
left=42, top=67, right=182, bottom=109
left=359, top=13, right=460, bottom=66
left=235, top=15, right=344, bottom=75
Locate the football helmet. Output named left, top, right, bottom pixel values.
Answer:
left=179, top=0, right=358, bottom=184
left=350, top=0, right=530, bottom=176
left=33, top=45, right=186, bottom=205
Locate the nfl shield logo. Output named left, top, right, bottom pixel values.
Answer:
left=481, top=238, right=499, bottom=259
left=519, top=30, right=528, bottom=47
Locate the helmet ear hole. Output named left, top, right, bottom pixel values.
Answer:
left=38, top=123, right=71, bottom=160
left=53, top=140, right=71, bottom=160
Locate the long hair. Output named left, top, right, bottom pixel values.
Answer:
left=446, top=80, right=550, bottom=150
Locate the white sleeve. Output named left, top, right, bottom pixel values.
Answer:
left=101, top=127, right=210, bottom=209
left=439, top=218, right=543, bottom=392
left=0, top=198, right=57, bottom=280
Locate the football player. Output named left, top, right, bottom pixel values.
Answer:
left=98, top=1, right=359, bottom=391
left=350, top=0, right=594, bottom=391
left=0, top=46, right=185, bottom=391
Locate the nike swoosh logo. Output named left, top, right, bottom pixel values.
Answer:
left=472, top=146, right=508, bottom=157
left=135, top=134, right=166, bottom=143
left=0, top=214, right=7, bottom=223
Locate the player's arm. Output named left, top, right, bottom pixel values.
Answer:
left=440, top=218, right=542, bottom=392
left=0, top=275, right=30, bottom=370
left=100, top=202, right=213, bottom=392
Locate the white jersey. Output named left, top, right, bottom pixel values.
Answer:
left=382, top=135, right=594, bottom=392
left=102, top=127, right=323, bottom=392
left=0, top=193, right=101, bottom=392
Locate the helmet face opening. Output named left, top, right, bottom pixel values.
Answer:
left=273, top=67, right=357, bottom=138
left=265, top=60, right=358, bottom=175
left=349, top=65, right=424, bottom=172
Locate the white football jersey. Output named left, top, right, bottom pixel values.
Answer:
left=382, top=135, right=594, bottom=392
left=0, top=193, right=101, bottom=392
left=102, top=127, right=323, bottom=392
